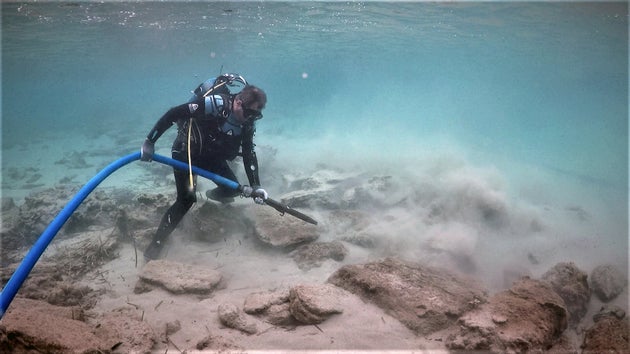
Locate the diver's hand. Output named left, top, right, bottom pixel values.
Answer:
left=242, top=186, right=268, bottom=204
left=141, top=139, right=154, bottom=161
left=241, top=185, right=254, bottom=198
left=252, top=187, right=268, bottom=205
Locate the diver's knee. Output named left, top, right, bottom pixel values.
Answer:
left=178, top=189, right=197, bottom=206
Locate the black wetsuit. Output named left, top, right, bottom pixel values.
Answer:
left=145, top=94, right=260, bottom=255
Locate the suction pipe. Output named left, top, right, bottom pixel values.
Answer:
left=0, top=152, right=241, bottom=318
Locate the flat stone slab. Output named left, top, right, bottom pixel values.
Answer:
left=249, top=206, right=319, bottom=248
left=137, top=260, right=222, bottom=294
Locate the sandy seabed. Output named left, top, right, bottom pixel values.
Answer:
left=1, top=132, right=628, bottom=353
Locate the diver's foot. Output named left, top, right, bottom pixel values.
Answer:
left=144, top=240, right=164, bottom=261
left=206, top=188, right=236, bottom=204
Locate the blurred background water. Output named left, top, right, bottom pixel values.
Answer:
left=3, top=2, right=627, bottom=182
left=2, top=2, right=628, bottom=274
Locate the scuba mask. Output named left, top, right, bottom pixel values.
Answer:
left=243, top=107, right=263, bottom=121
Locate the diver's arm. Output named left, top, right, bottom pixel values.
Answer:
left=146, top=99, right=204, bottom=143
left=141, top=99, right=205, bottom=162
left=242, top=125, right=261, bottom=187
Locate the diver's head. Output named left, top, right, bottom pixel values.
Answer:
left=233, top=85, right=267, bottom=123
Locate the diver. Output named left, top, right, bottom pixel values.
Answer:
left=140, top=73, right=268, bottom=260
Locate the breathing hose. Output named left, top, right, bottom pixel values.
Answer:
left=0, top=152, right=240, bottom=318
left=187, top=118, right=195, bottom=191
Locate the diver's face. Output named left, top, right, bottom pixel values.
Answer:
left=233, top=98, right=263, bottom=124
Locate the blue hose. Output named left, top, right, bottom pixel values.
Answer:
left=152, top=154, right=240, bottom=190
left=0, top=152, right=241, bottom=318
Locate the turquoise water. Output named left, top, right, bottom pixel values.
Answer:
left=2, top=2, right=628, bottom=279
left=3, top=2, right=627, bottom=183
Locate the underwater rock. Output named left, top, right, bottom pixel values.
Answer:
left=1, top=186, right=77, bottom=251
left=125, top=192, right=171, bottom=228
left=265, top=303, right=295, bottom=326
left=243, top=289, right=291, bottom=314
left=0, top=264, right=91, bottom=308
left=64, top=189, right=139, bottom=234
left=340, top=232, right=379, bottom=248
left=92, top=309, right=157, bottom=353
left=54, top=151, right=93, bottom=169
left=44, top=229, right=120, bottom=278
left=289, top=284, right=344, bottom=325
left=196, top=333, right=242, bottom=351
left=281, top=170, right=400, bottom=210
left=243, top=289, right=295, bottom=326
left=136, top=260, right=222, bottom=295
left=280, top=169, right=360, bottom=209
left=249, top=205, right=319, bottom=247
left=541, top=262, right=590, bottom=326
left=446, top=277, right=568, bottom=353
left=0, top=298, right=105, bottom=353
left=590, top=264, right=627, bottom=302
left=1, top=186, right=149, bottom=255
left=328, top=257, right=487, bottom=335
left=218, top=303, right=258, bottom=334
left=1, top=229, right=118, bottom=309
left=290, top=241, right=348, bottom=270
left=4, top=297, right=85, bottom=321
left=593, top=304, right=626, bottom=322
left=165, top=320, right=182, bottom=336
left=409, top=171, right=511, bottom=231
left=328, top=209, right=372, bottom=232
left=329, top=210, right=380, bottom=248
left=548, top=334, right=579, bottom=353
left=243, top=285, right=345, bottom=326
left=185, top=202, right=249, bottom=243
left=6, top=166, right=38, bottom=181
left=1, top=197, right=15, bottom=212
left=582, top=308, right=629, bottom=353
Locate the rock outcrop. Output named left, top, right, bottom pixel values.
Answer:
left=243, top=284, right=344, bottom=326
left=446, top=277, right=568, bottom=353
left=0, top=298, right=156, bottom=353
left=541, top=262, right=590, bottom=326
left=290, top=241, right=348, bottom=270
left=582, top=305, right=629, bottom=353
left=327, top=258, right=487, bottom=335
left=0, top=186, right=168, bottom=264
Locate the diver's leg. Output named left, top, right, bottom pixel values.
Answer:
left=144, top=169, right=197, bottom=260
left=205, top=159, right=241, bottom=202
